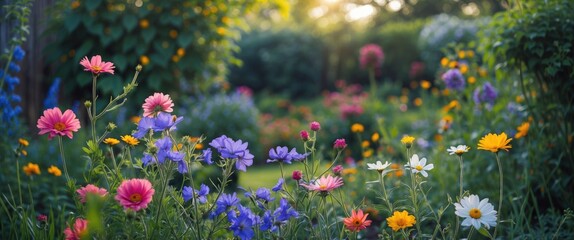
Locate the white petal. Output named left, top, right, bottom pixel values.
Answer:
left=419, top=157, right=427, bottom=166
left=424, top=164, right=434, bottom=171
left=411, top=154, right=419, bottom=164
left=461, top=218, right=472, bottom=227
left=421, top=170, right=428, bottom=177
left=471, top=219, right=482, bottom=230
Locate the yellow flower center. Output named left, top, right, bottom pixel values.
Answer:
left=455, top=150, right=465, bottom=155
left=54, top=122, right=66, bottom=131
left=415, top=165, right=423, bottom=171
left=469, top=208, right=482, bottom=219
left=319, top=185, right=327, bottom=191
left=92, top=66, right=102, bottom=72
left=396, top=218, right=406, bottom=227
left=129, top=193, right=142, bottom=203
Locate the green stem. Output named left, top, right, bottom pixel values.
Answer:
left=187, top=167, right=202, bottom=240
left=15, top=155, right=23, bottom=205
left=493, top=153, right=503, bottom=239
left=152, top=161, right=169, bottom=238
left=58, top=137, right=72, bottom=187
left=368, top=68, right=377, bottom=98
left=454, top=155, right=464, bottom=238
left=379, top=173, right=393, bottom=213
left=91, top=75, right=98, bottom=144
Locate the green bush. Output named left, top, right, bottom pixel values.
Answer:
left=228, top=29, right=324, bottom=98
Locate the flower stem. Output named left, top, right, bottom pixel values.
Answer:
left=379, top=173, right=393, bottom=213
left=15, top=155, right=23, bottom=205
left=454, top=155, right=464, bottom=238
left=493, top=153, right=503, bottom=239
left=91, top=74, right=98, bottom=144
left=58, top=136, right=72, bottom=186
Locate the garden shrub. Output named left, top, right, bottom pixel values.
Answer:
left=44, top=0, right=286, bottom=112
left=481, top=0, right=574, bottom=212
left=228, top=29, right=324, bottom=99
left=419, top=14, right=489, bottom=72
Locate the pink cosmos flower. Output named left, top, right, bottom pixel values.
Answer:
left=37, top=107, right=81, bottom=140
left=79, top=55, right=115, bottom=75
left=142, top=92, right=174, bottom=117
left=359, top=44, right=384, bottom=70
left=76, top=184, right=108, bottom=203
left=115, top=178, right=155, bottom=211
left=300, top=175, right=344, bottom=193
left=64, top=218, right=88, bottom=240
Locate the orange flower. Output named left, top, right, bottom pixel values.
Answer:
left=514, top=122, right=530, bottom=139
left=477, top=132, right=512, bottom=153
left=23, top=163, right=41, bottom=176
left=387, top=210, right=416, bottom=232
left=343, top=209, right=372, bottom=232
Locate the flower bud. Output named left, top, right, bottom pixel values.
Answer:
left=84, top=100, right=92, bottom=108
left=310, top=121, right=321, bottom=131
left=332, top=165, right=343, bottom=176
left=292, top=170, right=302, bottom=181
left=136, top=64, right=143, bottom=72
left=106, top=122, right=117, bottom=132
left=300, top=130, right=309, bottom=141
left=334, top=138, right=347, bottom=149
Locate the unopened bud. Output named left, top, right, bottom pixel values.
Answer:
left=84, top=101, right=92, bottom=108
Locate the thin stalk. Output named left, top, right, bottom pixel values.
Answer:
left=91, top=75, right=98, bottom=144
left=493, top=153, right=503, bottom=239
left=368, top=68, right=377, bottom=98
left=58, top=137, right=72, bottom=187
left=152, top=160, right=169, bottom=238
left=454, top=155, right=464, bottom=238
left=467, top=227, right=475, bottom=240
left=379, top=173, right=393, bottom=212
left=187, top=167, right=202, bottom=240
left=15, top=156, right=23, bottom=205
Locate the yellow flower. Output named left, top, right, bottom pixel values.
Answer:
left=169, top=29, right=178, bottom=38
left=21, top=150, right=27, bottom=156
left=515, top=95, right=524, bottom=103
left=139, top=19, right=149, bottom=29
left=440, top=58, right=449, bottom=67
left=400, top=135, right=415, bottom=145
left=19, top=138, right=29, bottom=147
left=351, top=123, right=364, bottom=133
left=458, top=50, right=466, bottom=59
left=103, top=138, right=120, bottom=146
left=386, top=210, right=416, bottom=232
left=140, top=55, right=150, bottom=66
left=477, top=132, right=512, bottom=153
left=23, top=163, right=41, bottom=176
left=361, top=140, right=370, bottom=148
left=413, top=98, right=423, bottom=107
left=420, top=80, right=431, bottom=89
left=371, top=132, right=380, bottom=142
left=48, top=165, right=62, bottom=177
left=363, top=149, right=373, bottom=158
left=71, top=1, right=80, bottom=9
left=460, top=64, right=468, bottom=74
left=468, top=76, right=476, bottom=84
left=342, top=168, right=358, bottom=175
left=515, top=122, right=530, bottom=139
left=449, top=61, right=458, bottom=68
left=130, top=116, right=141, bottom=124
left=478, top=67, right=488, bottom=77
left=466, top=50, right=475, bottom=58
left=177, top=48, right=185, bottom=57
left=121, top=135, right=139, bottom=146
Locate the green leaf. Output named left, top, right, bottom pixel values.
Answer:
left=477, top=227, right=493, bottom=239
left=122, top=35, right=137, bottom=52
left=110, top=25, right=124, bottom=41
left=122, top=14, right=138, bottom=32
left=64, top=12, right=81, bottom=32
left=177, top=32, right=194, bottom=48
left=112, top=55, right=127, bottom=71
left=141, top=28, right=157, bottom=44
left=88, top=23, right=104, bottom=36
left=85, top=0, right=102, bottom=11
left=74, top=40, right=94, bottom=63
left=146, top=72, right=162, bottom=90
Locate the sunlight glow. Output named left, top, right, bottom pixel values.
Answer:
left=345, top=4, right=376, bottom=22
left=309, top=6, right=328, bottom=19
left=462, top=3, right=480, bottom=16
left=387, top=0, right=403, bottom=12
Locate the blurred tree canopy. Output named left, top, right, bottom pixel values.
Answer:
left=43, top=0, right=288, bottom=113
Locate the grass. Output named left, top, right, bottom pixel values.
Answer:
left=238, top=162, right=330, bottom=189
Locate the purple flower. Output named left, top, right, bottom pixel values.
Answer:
left=155, top=137, right=173, bottom=164
left=209, top=135, right=254, bottom=171
left=273, top=198, right=299, bottom=222
left=141, top=153, right=154, bottom=166
left=442, top=69, right=465, bottom=91
left=133, top=117, right=155, bottom=139
left=267, top=146, right=309, bottom=164
left=260, top=211, right=273, bottom=231
left=255, top=188, right=274, bottom=202
left=209, top=135, right=230, bottom=151
left=359, top=44, right=384, bottom=70
left=228, top=205, right=256, bottom=240
left=213, top=193, right=240, bottom=216
left=182, top=184, right=210, bottom=204
left=473, top=82, right=498, bottom=109
left=201, top=148, right=213, bottom=165
left=152, top=112, right=183, bottom=132
left=272, top=178, right=284, bottom=192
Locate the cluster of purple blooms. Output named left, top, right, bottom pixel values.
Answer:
left=441, top=68, right=466, bottom=91
left=133, top=112, right=184, bottom=139
left=473, top=82, right=498, bottom=109
left=266, top=146, right=309, bottom=164
left=141, top=136, right=187, bottom=173
left=208, top=135, right=254, bottom=172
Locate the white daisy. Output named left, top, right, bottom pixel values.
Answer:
left=454, top=195, right=497, bottom=230
left=405, top=154, right=434, bottom=177
left=447, top=145, right=470, bottom=156
left=367, top=161, right=391, bottom=173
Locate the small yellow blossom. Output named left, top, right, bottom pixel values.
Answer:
left=460, top=64, right=468, bottom=74
left=342, top=168, right=358, bottom=175
left=23, top=163, right=41, bottom=176
left=121, top=135, right=139, bottom=146
left=351, top=123, right=364, bottom=133
left=466, top=50, right=475, bottom=58
left=458, top=50, right=466, bottom=59
left=103, top=138, right=120, bottom=146
left=130, top=116, right=141, bottom=124
left=139, top=19, right=149, bottom=29
left=401, top=135, right=415, bottom=148
left=140, top=55, right=150, bottom=66
left=371, top=132, right=380, bottom=142
left=363, top=149, right=373, bottom=158
left=48, top=165, right=62, bottom=177
left=420, top=80, right=431, bottom=89
left=21, top=150, right=27, bottom=156
left=449, top=61, right=458, bottom=68
left=19, top=138, right=29, bottom=147
left=387, top=210, right=416, bottom=232
left=468, top=76, right=476, bottom=84
left=413, top=98, right=423, bottom=107
left=515, top=122, right=530, bottom=139
left=440, top=58, right=449, bottom=67
left=361, top=140, right=370, bottom=148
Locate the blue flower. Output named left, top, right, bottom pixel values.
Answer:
left=228, top=205, right=256, bottom=240
left=13, top=46, right=25, bottom=62
left=169, top=151, right=187, bottom=173
left=201, top=148, right=213, bottom=165
left=213, top=193, right=240, bottom=216
left=441, top=69, right=465, bottom=91
left=209, top=135, right=229, bottom=151
left=43, top=78, right=61, bottom=109
left=155, top=137, right=173, bottom=164
left=255, top=187, right=274, bottom=202
left=132, top=117, right=155, bottom=139
left=221, top=138, right=253, bottom=172
left=8, top=62, right=20, bottom=73
left=272, top=178, right=284, bottom=192
left=152, top=112, right=183, bottom=132
left=273, top=198, right=299, bottom=222
left=267, top=146, right=292, bottom=163
left=141, top=153, right=155, bottom=166
left=182, top=184, right=210, bottom=204
left=260, top=210, right=273, bottom=231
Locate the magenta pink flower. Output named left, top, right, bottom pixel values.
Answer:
left=300, top=130, right=309, bottom=141
left=300, top=175, right=344, bottom=193
left=359, top=44, right=384, bottom=70
left=334, top=138, right=347, bottom=149
left=115, top=178, right=155, bottom=211
left=142, top=92, right=174, bottom=117
left=310, top=121, right=321, bottom=131
left=64, top=218, right=88, bottom=240
left=76, top=184, right=108, bottom=203
left=332, top=165, right=344, bottom=175
left=37, top=107, right=81, bottom=140
left=79, top=55, right=115, bottom=75
left=292, top=170, right=303, bottom=181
